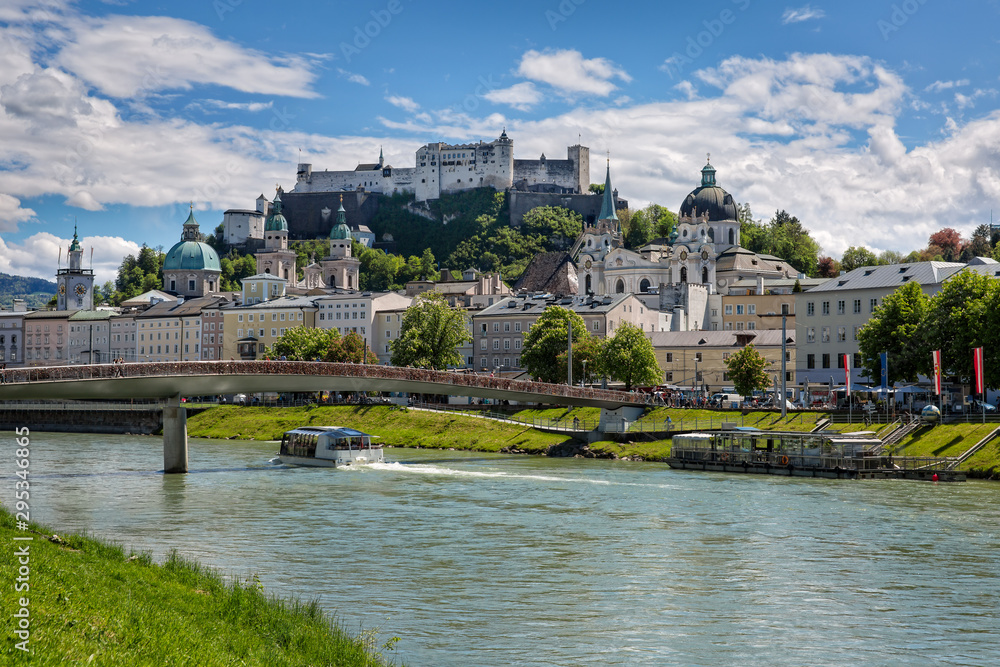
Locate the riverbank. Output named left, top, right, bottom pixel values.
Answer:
left=0, top=507, right=399, bottom=665
left=185, top=405, right=1000, bottom=476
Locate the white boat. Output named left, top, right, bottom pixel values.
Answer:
left=277, top=426, right=383, bottom=468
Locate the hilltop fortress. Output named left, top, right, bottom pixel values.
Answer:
left=292, top=129, right=589, bottom=202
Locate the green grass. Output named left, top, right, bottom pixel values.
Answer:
left=891, top=422, right=999, bottom=458
left=0, top=508, right=398, bottom=666
left=187, top=405, right=572, bottom=454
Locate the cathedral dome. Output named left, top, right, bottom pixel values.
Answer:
left=163, top=210, right=221, bottom=272
left=679, top=159, right=738, bottom=223
left=329, top=198, right=352, bottom=240
left=265, top=192, right=288, bottom=232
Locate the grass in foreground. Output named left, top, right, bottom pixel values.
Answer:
left=0, top=508, right=398, bottom=666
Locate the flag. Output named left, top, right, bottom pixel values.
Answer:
left=973, top=347, right=985, bottom=395
left=879, top=352, right=888, bottom=391
left=843, top=353, right=851, bottom=393
left=932, top=349, right=942, bottom=395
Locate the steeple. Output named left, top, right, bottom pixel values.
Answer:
left=598, top=158, right=618, bottom=223
left=68, top=224, right=83, bottom=270
left=379, top=145, right=384, bottom=167
left=181, top=204, right=200, bottom=241
left=68, top=224, right=82, bottom=253
left=701, top=153, right=717, bottom=187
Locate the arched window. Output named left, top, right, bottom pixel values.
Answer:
left=702, top=267, right=709, bottom=284
left=680, top=267, right=688, bottom=283
left=729, top=228, right=735, bottom=245
left=585, top=274, right=592, bottom=294
left=329, top=275, right=336, bottom=287
left=615, top=279, right=625, bottom=293
left=639, top=279, right=650, bottom=293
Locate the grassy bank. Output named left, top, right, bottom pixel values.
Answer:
left=0, top=508, right=397, bottom=665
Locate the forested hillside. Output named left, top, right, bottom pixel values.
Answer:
left=0, top=272, right=57, bottom=309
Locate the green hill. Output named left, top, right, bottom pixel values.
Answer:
left=0, top=272, right=56, bottom=309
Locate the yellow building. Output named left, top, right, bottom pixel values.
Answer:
left=222, top=295, right=319, bottom=360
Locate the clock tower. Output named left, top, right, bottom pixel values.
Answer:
left=56, top=225, right=95, bottom=311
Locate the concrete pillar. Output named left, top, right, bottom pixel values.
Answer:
left=163, top=395, right=188, bottom=474
left=598, top=406, right=645, bottom=434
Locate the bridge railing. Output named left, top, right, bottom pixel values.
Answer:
left=0, top=361, right=645, bottom=406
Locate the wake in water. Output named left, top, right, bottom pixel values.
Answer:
left=365, top=461, right=677, bottom=489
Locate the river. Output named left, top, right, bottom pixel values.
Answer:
left=14, top=432, right=1000, bottom=665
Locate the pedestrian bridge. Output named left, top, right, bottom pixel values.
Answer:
left=0, top=361, right=648, bottom=472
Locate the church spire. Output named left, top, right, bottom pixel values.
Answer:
left=598, top=158, right=618, bottom=223
left=379, top=145, right=384, bottom=167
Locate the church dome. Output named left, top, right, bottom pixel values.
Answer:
left=329, top=198, right=352, bottom=240
left=163, top=210, right=221, bottom=272
left=679, top=159, right=738, bottom=222
left=265, top=191, right=288, bottom=232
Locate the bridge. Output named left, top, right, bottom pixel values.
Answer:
left=0, top=361, right=648, bottom=473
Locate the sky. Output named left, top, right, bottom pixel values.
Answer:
left=2, top=0, right=1000, bottom=285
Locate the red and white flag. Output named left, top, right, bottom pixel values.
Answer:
left=843, top=353, right=851, bottom=393
left=932, top=350, right=942, bottom=395
left=973, top=347, right=985, bottom=395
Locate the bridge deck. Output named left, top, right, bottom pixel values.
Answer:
left=0, top=361, right=647, bottom=410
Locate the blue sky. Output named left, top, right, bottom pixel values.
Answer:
left=2, top=0, right=1000, bottom=284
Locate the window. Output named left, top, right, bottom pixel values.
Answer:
left=822, top=301, right=830, bottom=315
left=822, top=353, right=830, bottom=369
left=188, top=280, right=195, bottom=292
left=503, top=339, right=510, bottom=350
left=664, top=372, right=673, bottom=382
left=736, top=322, right=744, bottom=330
left=837, top=300, right=846, bottom=315
left=695, top=352, right=703, bottom=362
left=722, top=352, right=731, bottom=360
left=725, top=322, right=733, bottom=330
left=237, top=329, right=243, bottom=337
left=271, top=329, right=277, bottom=337
left=238, top=314, right=243, bottom=322
left=806, top=354, right=815, bottom=369
left=725, top=304, right=733, bottom=315
left=821, top=327, right=830, bottom=342
left=481, top=323, right=487, bottom=333
left=748, top=321, right=756, bottom=330
left=853, top=299, right=861, bottom=314
left=493, top=322, right=499, bottom=332
left=592, top=321, right=599, bottom=331
left=838, top=326, right=846, bottom=342
left=736, top=304, right=744, bottom=315
left=480, top=339, right=487, bottom=350
left=807, top=327, right=815, bottom=343
left=514, top=322, right=521, bottom=333
left=481, top=357, right=487, bottom=369
left=504, top=322, right=510, bottom=332
left=748, top=304, right=756, bottom=315
left=870, top=298, right=878, bottom=312
left=514, top=340, right=521, bottom=350
left=854, top=353, right=862, bottom=368
left=493, top=339, right=500, bottom=350
left=665, top=353, right=673, bottom=363
left=837, top=354, right=845, bottom=369
left=781, top=303, right=790, bottom=315
left=807, top=302, right=814, bottom=316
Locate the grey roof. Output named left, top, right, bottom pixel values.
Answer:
left=228, top=295, right=322, bottom=311
left=478, top=292, right=632, bottom=317
left=804, top=261, right=966, bottom=293
left=25, top=310, right=75, bottom=319
left=513, top=252, right=578, bottom=295
left=68, top=310, right=114, bottom=321
left=650, top=329, right=795, bottom=348
left=137, top=295, right=227, bottom=319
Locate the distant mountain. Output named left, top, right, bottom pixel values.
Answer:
left=0, top=272, right=57, bottom=309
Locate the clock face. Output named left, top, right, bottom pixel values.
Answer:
left=585, top=259, right=592, bottom=269
left=701, top=250, right=710, bottom=260
left=75, top=283, right=87, bottom=296
left=58, top=284, right=66, bottom=295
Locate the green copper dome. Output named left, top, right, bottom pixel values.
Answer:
left=68, top=225, right=82, bottom=252
left=265, top=192, right=288, bottom=232
left=329, top=198, right=352, bottom=240
left=163, top=209, right=221, bottom=272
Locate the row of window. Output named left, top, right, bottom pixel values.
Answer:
left=806, top=298, right=878, bottom=316
left=805, top=325, right=861, bottom=344
left=806, top=353, right=863, bottom=370
left=237, top=313, right=303, bottom=322
left=318, top=311, right=364, bottom=321
left=138, top=344, right=201, bottom=355
left=479, top=357, right=518, bottom=369
left=480, top=339, right=522, bottom=351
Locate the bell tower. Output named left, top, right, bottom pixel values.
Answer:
left=56, top=225, right=95, bottom=311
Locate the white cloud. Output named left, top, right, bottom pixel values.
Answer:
left=385, top=95, right=420, bottom=113
left=925, top=79, right=969, bottom=93
left=0, top=232, right=139, bottom=284
left=781, top=5, right=826, bottom=24
left=517, top=49, right=630, bottom=97
left=55, top=15, right=320, bottom=99
left=483, top=82, right=543, bottom=111
left=193, top=99, right=274, bottom=113
left=0, top=194, right=36, bottom=232
left=337, top=68, right=370, bottom=86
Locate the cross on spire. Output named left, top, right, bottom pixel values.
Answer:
left=706, top=152, right=711, bottom=164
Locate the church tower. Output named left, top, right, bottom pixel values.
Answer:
left=56, top=225, right=94, bottom=311
left=256, top=188, right=298, bottom=283
left=320, top=196, right=361, bottom=290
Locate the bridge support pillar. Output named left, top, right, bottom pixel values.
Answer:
left=163, top=395, right=188, bottom=474
left=598, top=406, right=645, bottom=434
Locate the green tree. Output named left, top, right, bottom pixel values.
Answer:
left=390, top=293, right=471, bottom=369
left=740, top=210, right=820, bottom=276
left=359, top=248, right=404, bottom=291
left=840, top=245, right=879, bottom=273
left=598, top=322, right=661, bottom=391
left=923, top=270, right=1000, bottom=387
left=877, top=249, right=905, bottom=265
left=556, top=335, right=603, bottom=386
left=623, top=208, right=654, bottom=248
left=724, top=343, right=773, bottom=398
left=521, top=206, right=584, bottom=248
left=326, top=330, right=377, bottom=363
left=856, top=281, right=930, bottom=384
left=268, top=326, right=342, bottom=361
left=589, top=183, right=605, bottom=195
left=521, top=306, right=589, bottom=384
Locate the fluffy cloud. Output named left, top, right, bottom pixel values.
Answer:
left=483, top=82, right=543, bottom=111
left=0, top=232, right=139, bottom=284
left=55, top=15, right=320, bottom=99
left=517, top=49, right=631, bottom=97
left=385, top=95, right=420, bottom=113
left=0, top=194, right=36, bottom=232
left=337, top=68, right=370, bottom=86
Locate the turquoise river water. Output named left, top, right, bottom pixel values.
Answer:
left=10, top=432, right=1000, bottom=666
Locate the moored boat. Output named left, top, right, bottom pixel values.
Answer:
left=277, top=426, right=383, bottom=468
left=668, top=428, right=964, bottom=481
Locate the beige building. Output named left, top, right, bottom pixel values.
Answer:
left=404, top=270, right=513, bottom=308
left=373, top=307, right=409, bottom=365
left=24, top=311, right=72, bottom=366
left=720, top=276, right=828, bottom=332
left=316, top=291, right=413, bottom=360
left=650, top=329, right=795, bottom=396
left=136, top=296, right=226, bottom=362
left=0, top=300, right=27, bottom=368
left=222, top=295, right=319, bottom=360
left=472, top=293, right=662, bottom=372
left=200, top=302, right=225, bottom=360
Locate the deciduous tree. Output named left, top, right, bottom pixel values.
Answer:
left=856, top=281, right=930, bottom=384
left=724, top=343, right=773, bottom=399
left=390, top=293, right=471, bottom=369
left=923, top=270, right=1000, bottom=387
left=840, top=246, right=879, bottom=272
left=521, top=306, right=589, bottom=384
left=598, top=322, right=661, bottom=391
left=268, top=327, right=341, bottom=361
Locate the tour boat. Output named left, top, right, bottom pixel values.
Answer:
left=668, top=428, right=964, bottom=481
left=277, top=426, right=383, bottom=468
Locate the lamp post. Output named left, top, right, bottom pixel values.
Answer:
left=582, top=359, right=588, bottom=387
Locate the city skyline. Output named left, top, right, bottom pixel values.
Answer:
left=2, top=0, right=1000, bottom=284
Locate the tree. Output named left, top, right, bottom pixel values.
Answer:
left=326, top=330, right=378, bottom=364
left=928, top=228, right=963, bottom=262
left=589, top=183, right=605, bottom=195
left=965, top=224, right=993, bottom=260
left=877, top=249, right=905, bottom=265
left=556, top=335, right=603, bottom=386
left=359, top=248, right=404, bottom=291
left=923, top=270, right=1000, bottom=387
left=840, top=246, right=879, bottom=272
left=741, top=210, right=820, bottom=276
left=268, top=327, right=342, bottom=361
left=724, top=343, right=773, bottom=398
left=521, top=306, right=589, bottom=384
left=598, top=322, right=661, bottom=391
left=390, top=293, right=471, bottom=369
left=816, top=256, right=840, bottom=278
left=521, top=206, right=583, bottom=248
left=856, top=281, right=930, bottom=384
left=623, top=208, right=653, bottom=248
